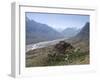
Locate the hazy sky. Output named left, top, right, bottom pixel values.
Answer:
left=26, top=12, right=89, bottom=32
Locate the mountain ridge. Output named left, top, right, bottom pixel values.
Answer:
left=62, top=27, right=80, bottom=39
left=26, top=17, right=64, bottom=44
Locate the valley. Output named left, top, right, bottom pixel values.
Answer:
left=26, top=16, right=90, bottom=67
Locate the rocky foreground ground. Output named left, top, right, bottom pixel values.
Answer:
left=26, top=40, right=89, bottom=67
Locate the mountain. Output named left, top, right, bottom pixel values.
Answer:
left=76, top=22, right=89, bottom=41
left=26, top=17, right=64, bottom=45
left=62, top=28, right=80, bottom=39
left=66, top=22, right=90, bottom=52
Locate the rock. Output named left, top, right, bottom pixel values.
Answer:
left=55, top=41, right=74, bottom=54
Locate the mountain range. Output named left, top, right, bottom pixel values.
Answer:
left=26, top=17, right=64, bottom=44
left=26, top=17, right=89, bottom=45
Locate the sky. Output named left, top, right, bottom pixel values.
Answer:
left=26, top=12, right=89, bottom=32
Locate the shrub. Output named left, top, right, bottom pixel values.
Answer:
left=47, top=41, right=75, bottom=65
